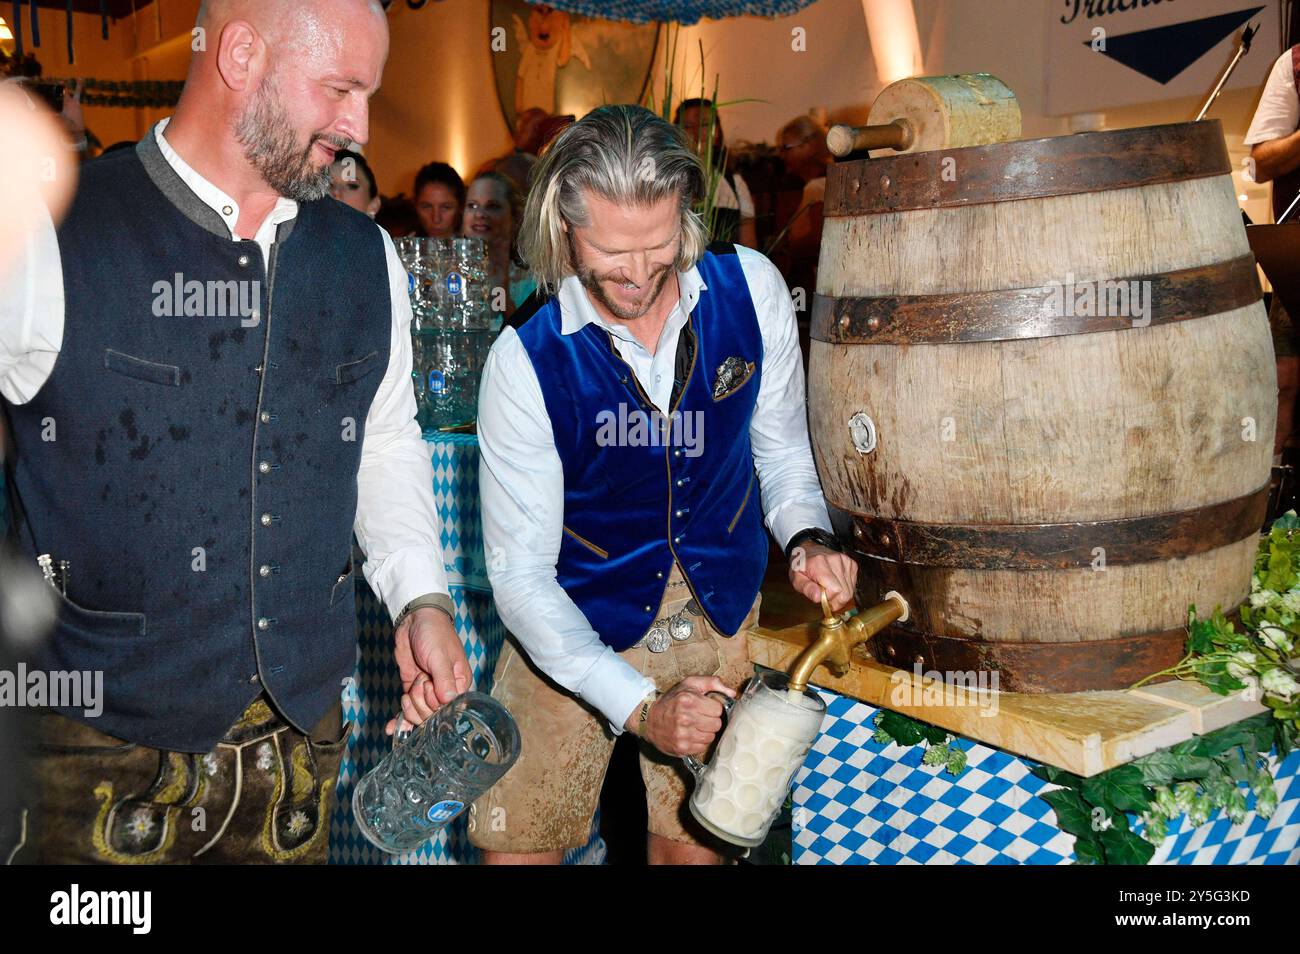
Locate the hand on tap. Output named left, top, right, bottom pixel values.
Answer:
left=788, top=542, right=859, bottom=613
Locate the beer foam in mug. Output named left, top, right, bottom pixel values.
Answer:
left=693, top=684, right=824, bottom=840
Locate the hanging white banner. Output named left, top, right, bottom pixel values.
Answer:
left=1045, top=0, right=1282, bottom=116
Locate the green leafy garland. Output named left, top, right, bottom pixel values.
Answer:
left=1032, top=713, right=1290, bottom=865
left=1036, top=513, right=1300, bottom=864
left=871, top=710, right=968, bottom=775
left=866, top=515, right=1300, bottom=864
left=868, top=709, right=1288, bottom=864
left=1132, top=513, right=1300, bottom=726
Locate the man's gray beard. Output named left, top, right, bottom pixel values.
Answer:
left=577, top=246, right=681, bottom=324
left=234, top=78, right=344, bottom=202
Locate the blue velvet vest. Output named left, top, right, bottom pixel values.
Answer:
left=515, top=247, right=768, bottom=651
left=1, top=135, right=391, bottom=751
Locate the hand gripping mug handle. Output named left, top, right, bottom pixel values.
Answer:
left=682, top=691, right=735, bottom=779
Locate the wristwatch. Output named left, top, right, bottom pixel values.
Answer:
left=784, top=527, right=845, bottom=562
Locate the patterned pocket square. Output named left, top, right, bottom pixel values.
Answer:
left=712, top=356, right=755, bottom=399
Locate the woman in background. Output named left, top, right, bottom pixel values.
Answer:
left=330, top=149, right=382, bottom=218
left=414, top=161, right=466, bottom=239
left=463, top=171, right=536, bottom=325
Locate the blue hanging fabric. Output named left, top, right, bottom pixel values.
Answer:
left=11, top=0, right=22, bottom=58
left=28, top=0, right=38, bottom=47
left=101, top=0, right=109, bottom=39
left=67, top=0, right=75, bottom=64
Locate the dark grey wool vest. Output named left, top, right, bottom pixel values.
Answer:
left=2, top=133, right=391, bottom=751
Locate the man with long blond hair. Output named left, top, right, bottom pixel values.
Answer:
left=470, top=104, right=856, bottom=864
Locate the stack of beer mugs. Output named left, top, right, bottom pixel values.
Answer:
left=395, top=237, right=492, bottom=430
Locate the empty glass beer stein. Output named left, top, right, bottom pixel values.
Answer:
left=683, top=670, right=826, bottom=848
left=352, top=691, right=521, bottom=854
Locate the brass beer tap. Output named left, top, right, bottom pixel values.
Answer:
left=787, top=589, right=910, bottom=693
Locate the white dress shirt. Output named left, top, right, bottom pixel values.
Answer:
left=1245, top=49, right=1299, bottom=147
left=478, top=245, right=832, bottom=733
left=714, top=171, right=756, bottom=219
left=0, top=119, right=450, bottom=620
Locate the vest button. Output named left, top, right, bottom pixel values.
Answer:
left=260, top=513, right=273, bottom=527
left=259, top=565, right=271, bottom=578
left=643, top=605, right=652, bottom=613
left=673, top=449, right=682, bottom=458
left=258, top=461, right=272, bottom=475
left=238, top=254, right=251, bottom=267
left=257, top=617, right=270, bottom=631
left=260, top=411, right=271, bottom=424
left=656, top=571, right=664, bottom=579
left=674, top=536, right=682, bottom=545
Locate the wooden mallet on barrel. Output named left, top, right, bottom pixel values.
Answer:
left=826, top=73, right=1021, bottom=159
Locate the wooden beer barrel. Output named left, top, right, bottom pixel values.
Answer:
left=809, top=120, right=1274, bottom=693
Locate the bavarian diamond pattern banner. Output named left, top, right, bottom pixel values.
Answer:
left=793, top=689, right=1300, bottom=865
left=430, top=431, right=491, bottom=592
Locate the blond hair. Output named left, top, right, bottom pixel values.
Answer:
left=518, top=104, right=708, bottom=295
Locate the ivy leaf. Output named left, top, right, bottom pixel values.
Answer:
left=1082, top=765, right=1150, bottom=814
left=1263, top=543, right=1298, bottom=593
left=1278, top=720, right=1299, bottom=757
left=1272, top=512, right=1300, bottom=531
left=1171, top=736, right=1211, bottom=758
left=919, top=723, right=949, bottom=745
left=1201, top=723, right=1256, bottom=757
left=1042, top=788, right=1094, bottom=840
left=1099, top=825, right=1156, bottom=865
left=1248, top=716, right=1279, bottom=756
left=1073, top=834, right=1105, bottom=865
left=1215, top=749, right=1251, bottom=783
left=1032, top=763, right=1083, bottom=790
left=876, top=710, right=923, bottom=747
left=1192, top=658, right=1246, bottom=697
left=1187, top=618, right=1216, bottom=655
left=1132, top=751, right=1214, bottom=787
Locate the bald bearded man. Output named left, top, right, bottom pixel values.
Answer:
left=2, top=0, right=469, bottom=864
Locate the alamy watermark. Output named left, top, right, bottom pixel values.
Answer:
left=50, top=884, right=150, bottom=934
left=0, top=664, right=103, bottom=717
left=151, top=273, right=261, bottom=327
left=595, top=403, right=704, bottom=457
left=889, top=661, right=1000, bottom=717
left=1039, top=272, right=1152, bottom=327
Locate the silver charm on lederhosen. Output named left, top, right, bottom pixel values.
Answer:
left=685, top=598, right=702, bottom=617
left=669, top=612, right=692, bottom=641
left=645, top=623, right=672, bottom=653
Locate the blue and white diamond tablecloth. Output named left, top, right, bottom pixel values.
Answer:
left=792, top=689, right=1300, bottom=865
left=329, top=432, right=605, bottom=865
left=431, top=432, right=490, bottom=591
